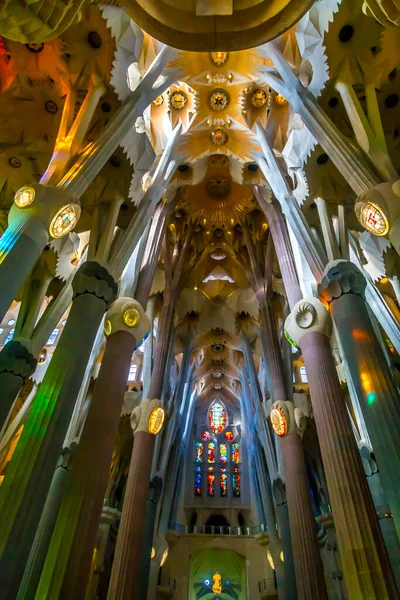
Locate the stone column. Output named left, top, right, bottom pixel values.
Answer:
left=270, top=401, right=327, bottom=599
left=0, top=339, right=37, bottom=428
left=319, top=260, right=400, bottom=538
left=0, top=261, right=117, bottom=600
left=17, top=444, right=77, bottom=600
left=107, top=399, right=166, bottom=600
left=0, top=183, right=80, bottom=324
left=286, top=297, right=399, bottom=599
left=139, top=476, right=162, bottom=597
left=34, top=299, right=151, bottom=600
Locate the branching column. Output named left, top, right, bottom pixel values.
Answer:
left=286, top=299, right=398, bottom=599
left=243, top=223, right=326, bottom=598
left=0, top=261, right=117, bottom=600
left=270, top=401, right=327, bottom=600
left=107, top=228, right=193, bottom=600
left=32, top=299, right=151, bottom=600
left=319, top=260, right=400, bottom=537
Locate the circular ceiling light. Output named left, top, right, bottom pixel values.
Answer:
left=210, top=51, right=228, bottom=65
left=209, top=89, right=229, bottom=112
left=49, top=204, right=80, bottom=238
left=251, top=88, right=269, bottom=108
left=170, top=90, right=187, bottom=110
left=14, top=186, right=35, bottom=208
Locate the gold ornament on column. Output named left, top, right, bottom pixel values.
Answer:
left=14, top=186, right=35, bottom=208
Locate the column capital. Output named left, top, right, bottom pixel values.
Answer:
left=104, top=297, right=151, bottom=348
left=9, top=183, right=81, bottom=240
left=131, top=398, right=165, bottom=436
left=285, top=296, right=332, bottom=347
left=0, top=338, right=37, bottom=379
left=72, top=261, right=118, bottom=307
left=318, top=260, right=366, bottom=306
left=270, top=400, right=307, bottom=438
left=56, top=442, right=78, bottom=472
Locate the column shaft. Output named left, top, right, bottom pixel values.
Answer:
left=0, top=214, right=48, bottom=324
left=107, top=431, right=155, bottom=600
left=0, top=340, right=37, bottom=429
left=300, top=332, right=398, bottom=599
left=280, top=433, right=327, bottom=599
left=35, top=330, right=136, bottom=599
left=0, top=263, right=116, bottom=599
left=331, top=292, right=400, bottom=536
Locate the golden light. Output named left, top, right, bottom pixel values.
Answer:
left=266, top=550, right=275, bottom=570
left=151, top=547, right=156, bottom=559
left=49, top=204, right=80, bottom=238
left=210, top=89, right=229, bottom=112
left=211, top=128, right=227, bottom=146
left=270, top=408, right=287, bottom=437
left=357, top=202, right=389, bottom=236
left=148, top=406, right=165, bottom=435
left=275, top=93, right=288, bottom=105
left=104, top=319, right=112, bottom=337
left=170, top=90, right=188, bottom=110
left=123, top=308, right=140, bottom=328
left=38, top=348, right=47, bottom=364
left=152, top=95, right=164, bottom=106
left=251, top=88, right=268, bottom=108
left=280, top=551, right=284, bottom=562
left=160, top=548, right=168, bottom=567
left=210, top=51, right=228, bottom=65
left=14, top=186, right=35, bottom=208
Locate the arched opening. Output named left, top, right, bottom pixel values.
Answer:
left=205, top=513, right=230, bottom=529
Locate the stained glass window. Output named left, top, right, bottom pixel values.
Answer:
left=5, top=328, right=14, bottom=344
left=220, top=443, right=227, bottom=464
left=46, top=328, right=59, bottom=345
left=232, top=466, right=240, bottom=497
left=208, top=400, right=227, bottom=434
left=220, top=472, right=228, bottom=497
left=195, top=465, right=202, bottom=496
left=208, top=467, right=215, bottom=496
left=231, top=443, right=240, bottom=464
left=208, top=442, right=215, bottom=463
left=201, top=431, right=211, bottom=441
left=300, top=366, right=308, bottom=383
left=224, top=431, right=234, bottom=441
left=196, top=442, right=203, bottom=463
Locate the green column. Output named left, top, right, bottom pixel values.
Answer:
left=0, top=261, right=117, bottom=600
left=0, top=339, right=37, bottom=428
left=319, top=260, right=400, bottom=537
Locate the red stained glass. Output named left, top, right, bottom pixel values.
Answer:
left=224, top=431, right=234, bottom=441
left=208, top=442, right=215, bottom=463
left=231, top=443, right=240, bottom=464
left=220, top=443, right=227, bottom=464
left=220, top=473, right=227, bottom=497
left=201, top=431, right=211, bottom=441
left=208, top=468, right=215, bottom=496
left=209, top=400, right=227, bottom=434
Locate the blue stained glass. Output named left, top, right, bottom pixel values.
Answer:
left=195, top=465, right=202, bottom=496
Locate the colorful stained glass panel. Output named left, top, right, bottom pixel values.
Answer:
left=195, top=442, right=203, bottom=463
left=201, top=431, right=211, bottom=441
left=220, top=443, right=227, bottom=464
left=231, top=443, right=240, bottom=464
left=208, top=442, right=215, bottom=463
left=220, top=473, right=228, bottom=497
left=224, top=431, right=234, bottom=441
left=208, top=400, right=227, bottom=434
left=232, top=466, right=240, bottom=497
left=208, top=467, right=215, bottom=496
left=195, top=465, right=202, bottom=496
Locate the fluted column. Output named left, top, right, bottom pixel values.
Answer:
left=286, top=297, right=398, bottom=599
left=0, top=183, right=80, bottom=324
left=17, top=444, right=77, bottom=600
left=319, top=260, right=400, bottom=537
left=107, top=301, right=175, bottom=600
left=0, top=261, right=117, bottom=600
left=271, top=401, right=327, bottom=599
left=0, top=339, right=37, bottom=428
left=107, top=400, right=165, bottom=600
left=32, top=299, right=150, bottom=599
